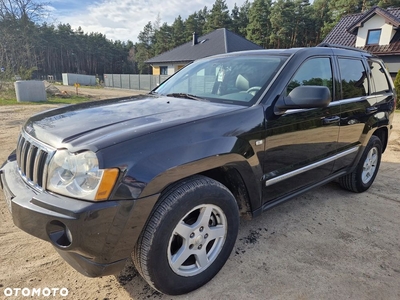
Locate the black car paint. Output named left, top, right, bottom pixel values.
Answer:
left=258, top=48, right=394, bottom=206
left=1, top=157, right=159, bottom=276
left=0, top=47, right=395, bottom=277
left=23, top=95, right=244, bottom=153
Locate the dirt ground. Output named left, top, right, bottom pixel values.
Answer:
left=0, top=88, right=399, bottom=299
left=53, top=84, right=144, bottom=100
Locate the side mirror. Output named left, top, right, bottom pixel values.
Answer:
left=275, top=86, right=331, bottom=112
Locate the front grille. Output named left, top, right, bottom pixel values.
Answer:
left=16, top=132, right=55, bottom=190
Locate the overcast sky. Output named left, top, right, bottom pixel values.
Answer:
left=47, top=0, right=243, bottom=43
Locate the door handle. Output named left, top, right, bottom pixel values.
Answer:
left=322, top=116, right=340, bottom=125
left=366, top=106, right=378, bottom=114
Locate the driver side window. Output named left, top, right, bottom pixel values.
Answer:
left=287, top=57, right=333, bottom=97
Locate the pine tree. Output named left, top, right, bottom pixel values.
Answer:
left=136, top=22, right=154, bottom=74
left=292, top=0, right=314, bottom=47
left=231, top=4, right=240, bottom=33
left=312, top=0, right=332, bottom=42
left=197, top=6, right=209, bottom=34
left=205, top=0, right=232, bottom=32
left=231, top=1, right=251, bottom=36
left=153, top=23, right=173, bottom=55
left=270, top=0, right=296, bottom=48
left=322, top=0, right=380, bottom=36
left=185, top=12, right=203, bottom=41
left=246, top=0, right=272, bottom=48
left=378, top=0, right=400, bottom=8
left=171, top=16, right=186, bottom=48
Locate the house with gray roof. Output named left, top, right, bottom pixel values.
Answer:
left=323, top=6, right=400, bottom=79
left=146, top=28, right=263, bottom=76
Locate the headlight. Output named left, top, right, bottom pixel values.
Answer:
left=47, top=150, right=119, bottom=201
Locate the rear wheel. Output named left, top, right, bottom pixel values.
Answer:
left=339, top=136, right=382, bottom=193
left=132, top=175, right=239, bottom=295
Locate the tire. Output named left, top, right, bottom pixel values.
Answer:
left=132, top=175, right=239, bottom=295
left=339, top=135, right=382, bottom=193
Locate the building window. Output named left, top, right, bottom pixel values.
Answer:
left=160, top=66, right=168, bottom=75
left=366, top=29, right=381, bottom=45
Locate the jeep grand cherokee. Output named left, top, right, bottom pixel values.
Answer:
left=0, top=45, right=395, bottom=295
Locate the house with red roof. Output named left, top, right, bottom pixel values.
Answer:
left=323, top=6, right=400, bottom=79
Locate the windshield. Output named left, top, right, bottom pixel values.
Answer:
left=153, top=54, right=288, bottom=106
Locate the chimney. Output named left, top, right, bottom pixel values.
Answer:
left=193, top=32, right=198, bottom=45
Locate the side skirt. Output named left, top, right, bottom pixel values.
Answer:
left=252, top=170, right=347, bottom=217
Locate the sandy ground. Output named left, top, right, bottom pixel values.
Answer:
left=0, top=88, right=399, bottom=299
left=52, top=84, right=146, bottom=100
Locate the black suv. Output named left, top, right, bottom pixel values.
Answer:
left=0, top=45, right=395, bottom=295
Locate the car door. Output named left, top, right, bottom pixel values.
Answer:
left=262, top=56, right=341, bottom=204
left=331, top=56, right=375, bottom=171
left=368, top=58, right=395, bottom=115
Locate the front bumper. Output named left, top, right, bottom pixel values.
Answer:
left=0, top=155, right=159, bottom=277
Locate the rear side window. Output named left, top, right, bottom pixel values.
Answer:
left=287, top=57, right=333, bottom=96
left=338, top=58, right=368, bottom=99
left=369, top=61, right=390, bottom=94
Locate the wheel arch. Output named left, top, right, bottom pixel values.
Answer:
left=372, top=126, right=388, bottom=153
left=199, top=166, right=255, bottom=219
left=141, top=155, right=261, bottom=219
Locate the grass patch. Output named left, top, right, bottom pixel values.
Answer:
left=0, top=88, right=92, bottom=106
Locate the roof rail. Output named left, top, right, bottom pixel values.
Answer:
left=317, top=43, right=369, bottom=53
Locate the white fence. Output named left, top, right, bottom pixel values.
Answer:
left=104, top=74, right=170, bottom=91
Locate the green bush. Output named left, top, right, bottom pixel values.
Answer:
left=394, top=69, right=400, bottom=110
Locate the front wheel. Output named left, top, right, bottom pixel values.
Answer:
left=132, top=175, right=239, bottom=295
left=339, top=135, right=382, bottom=193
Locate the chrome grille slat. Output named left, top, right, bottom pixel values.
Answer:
left=33, top=150, right=48, bottom=186
left=16, top=131, right=55, bottom=191
left=41, top=152, right=51, bottom=188
left=16, top=136, right=24, bottom=166
left=20, top=140, right=30, bottom=174
left=26, top=145, right=38, bottom=181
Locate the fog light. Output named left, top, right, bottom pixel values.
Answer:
left=47, top=220, right=72, bottom=248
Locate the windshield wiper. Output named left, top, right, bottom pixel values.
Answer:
left=166, top=93, right=208, bottom=102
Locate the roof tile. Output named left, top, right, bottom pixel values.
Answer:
left=347, top=6, right=400, bottom=33
left=145, top=28, right=262, bottom=64
left=323, top=7, right=400, bottom=55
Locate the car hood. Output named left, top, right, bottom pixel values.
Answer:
left=24, top=95, right=245, bottom=151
